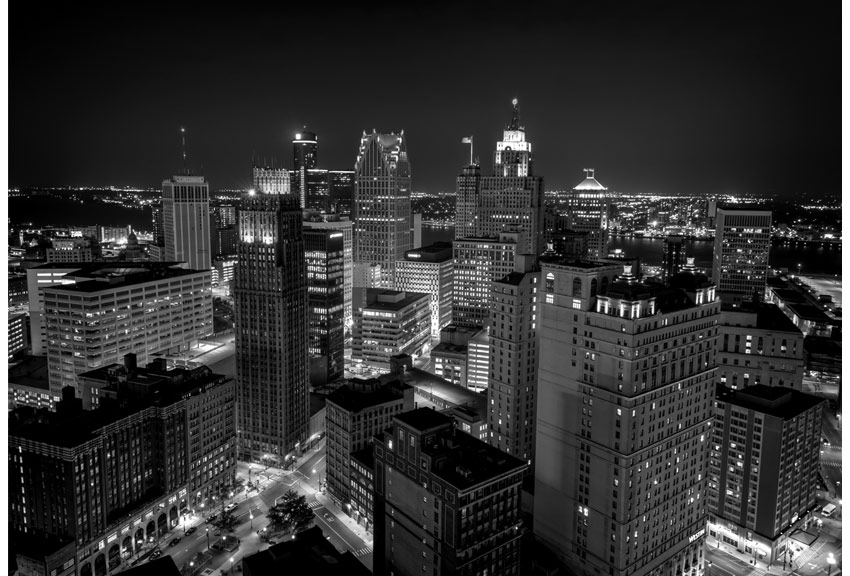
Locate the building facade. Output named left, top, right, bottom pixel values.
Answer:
left=303, top=216, right=354, bottom=336
left=486, top=257, right=539, bottom=467
left=395, top=242, right=454, bottom=339
left=353, top=131, right=412, bottom=288
left=234, top=180, right=309, bottom=464
left=712, top=208, right=772, bottom=307
left=351, top=289, right=431, bottom=369
left=707, top=385, right=824, bottom=567
left=303, top=224, right=346, bottom=386
left=372, top=408, right=527, bottom=576
left=566, top=169, right=611, bottom=260
left=535, top=260, right=719, bottom=576
left=717, top=302, right=805, bottom=390
left=41, top=264, right=213, bottom=396
left=162, top=174, right=211, bottom=271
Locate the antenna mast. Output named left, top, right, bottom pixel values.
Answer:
left=180, top=127, right=189, bottom=175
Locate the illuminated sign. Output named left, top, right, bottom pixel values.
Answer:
left=330, top=233, right=343, bottom=239
left=689, top=528, right=706, bottom=543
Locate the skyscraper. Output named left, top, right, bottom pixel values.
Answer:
left=395, top=242, right=454, bottom=339
left=353, top=130, right=412, bottom=288
left=234, top=175, right=309, bottom=464
left=455, top=99, right=544, bottom=256
left=661, top=235, right=687, bottom=281
left=486, top=256, right=539, bottom=467
left=712, top=207, right=773, bottom=307
left=162, top=174, right=211, bottom=270
left=567, top=169, right=611, bottom=260
left=293, top=130, right=318, bottom=208
left=535, top=260, right=719, bottom=576
left=252, top=165, right=290, bottom=195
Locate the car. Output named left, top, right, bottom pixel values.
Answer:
left=150, top=549, right=162, bottom=559
left=225, top=503, right=237, bottom=512
left=168, top=537, right=181, bottom=547
left=186, top=526, right=197, bottom=535
left=207, top=513, right=218, bottom=523
left=201, top=569, right=215, bottom=576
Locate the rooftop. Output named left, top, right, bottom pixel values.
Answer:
left=720, top=302, right=802, bottom=333
left=363, top=289, right=429, bottom=312
left=326, top=379, right=409, bottom=413
left=9, top=355, right=50, bottom=390
left=243, top=526, right=369, bottom=576
left=716, top=385, right=825, bottom=420
left=784, top=302, right=832, bottom=323
left=396, top=406, right=454, bottom=432
left=42, top=264, right=206, bottom=294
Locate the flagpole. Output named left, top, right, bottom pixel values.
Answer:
left=469, top=136, right=473, bottom=166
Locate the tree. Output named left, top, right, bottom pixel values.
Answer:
left=211, top=510, right=239, bottom=535
left=266, top=490, right=313, bottom=535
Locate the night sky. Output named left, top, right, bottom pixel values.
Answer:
left=7, top=1, right=841, bottom=197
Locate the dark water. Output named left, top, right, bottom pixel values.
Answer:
left=422, top=225, right=842, bottom=276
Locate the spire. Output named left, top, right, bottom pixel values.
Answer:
left=180, top=127, right=189, bottom=175
left=508, top=98, right=522, bottom=130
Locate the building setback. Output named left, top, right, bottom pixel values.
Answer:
left=535, top=260, right=720, bottom=576
left=325, top=377, right=414, bottom=531
left=707, top=385, right=824, bottom=566
left=41, top=263, right=213, bottom=396
left=372, top=408, right=527, bottom=576
left=234, top=179, right=309, bottom=464
left=353, top=131, right=412, bottom=288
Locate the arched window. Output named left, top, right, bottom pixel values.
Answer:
left=545, top=272, right=555, bottom=293
left=573, top=277, right=582, bottom=297
left=590, top=278, right=598, bottom=297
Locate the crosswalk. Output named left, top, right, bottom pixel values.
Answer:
left=308, top=500, right=321, bottom=509
left=821, top=461, right=841, bottom=468
left=353, top=547, right=372, bottom=557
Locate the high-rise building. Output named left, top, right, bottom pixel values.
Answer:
left=162, top=174, right=211, bottom=270
left=535, top=260, right=720, bottom=576
left=292, top=130, right=319, bottom=208
left=41, top=263, right=213, bottom=396
left=465, top=326, right=490, bottom=392
left=353, top=130, right=412, bottom=288
left=717, top=302, right=805, bottom=390
left=9, top=358, right=235, bottom=576
left=26, top=263, right=81, bottom=355
left=303, top=224, right=346, bottom=386
left=486, top=256, right=539, bottom=467
left=324, top=377, right=414, bottom=528
left=452, top=232, right=524, bottom=329
left=303, top=215, right=354, bottom=335
left=9, top=312, right=28, bottom=360
left=455, top=100, right=544, bottom=256
left=707, top=385, right=824, bottom=567
left=712, top=208, right=772, bottom=306
left=329, top=170, right=355, bottom=217
left=151, top=202, right=165, bottom=249
left=234, top=178, right=309, bottom=464
left=372, top=407, right=527, bottom=576
left=395, top=242, right=454, bottom=339
left=567, top=169, right=611, bottom=260
left=662, top=235, right=687, bottom=281
left=252, top=165, right=290, bottom=195
left=351, top=289, right=430, bottom=369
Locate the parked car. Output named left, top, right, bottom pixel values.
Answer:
left=186, top=526, right=197, bottom=535
left=225, top=502, right=237, bottom=512
left=150, top=549, right=162, bottom=559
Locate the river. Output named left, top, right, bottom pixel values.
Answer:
left=421, top=225, right=842, bottom=276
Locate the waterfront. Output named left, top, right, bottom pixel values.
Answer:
left=423, top=225, right=842, bottom=276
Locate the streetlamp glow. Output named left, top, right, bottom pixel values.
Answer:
left=827, top=552, right=836, bottom=576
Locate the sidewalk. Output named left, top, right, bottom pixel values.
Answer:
left=314, top=490, right=373, bottom=546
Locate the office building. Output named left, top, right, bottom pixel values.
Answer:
left=9, top=273, right=28, bottom=306
left=329, top=170, right=355, bottom=217
left=432, top=341, right=468, bottom=387
left=162, top=174, right=211, bottom=270
left=9, top=312, right=28, bottom=360
left=455, top=100, right=544, bottom=256
left=567, top=169, right=611, bottom=260
left=151, top=202, right=165, bottom=249
left=234, top=178, right=309, bottom=464
left=712, top=208, right=772, bottom=306
left=303, top=215, right=354, bottom=336
left=395, top=242, right=454, bottom=339
left=707, top=385, right=824, bottom=566
left=717, top=302, right=805, bottom=390
left=41, top=263, right=213, bottom=395
left=26, top=262, right=82, bottom=354
left=353, top=130, right=412, bottom=287
left=352, top=289, right=431, bottom=369
left=662, top=235, right=687, bottom=281
left=9, top=358, right=235, bottom=576
left=372, top=408, right=527, bottom=576
left=535, top=260, right=720, bottom=576
left=487, top=256, right=539, bottom=467
left=303, top=224, right=346, bottom=385
left=452, top=233, right=524, bottom=329
left=252, top=165, right=290, bottom=195
left=325, top=377, right=414, bottom=528
left=466, top=326, right=490, bottom=392
left=292, top=130, right=319, bottom=208
left=46, top=238, right=98, bottom=263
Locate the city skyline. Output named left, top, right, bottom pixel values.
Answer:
left=7, top=2, right=840, bottom=198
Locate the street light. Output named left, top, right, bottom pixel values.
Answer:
left=249, top=512, right=254, bottom=529
left=797, top=263, right=802, bottom=276
left=827, top=552, right=836, bottom=576
left=205, top=527, right=210, bottom=550
left=706, top=560, right=711, bottom=576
